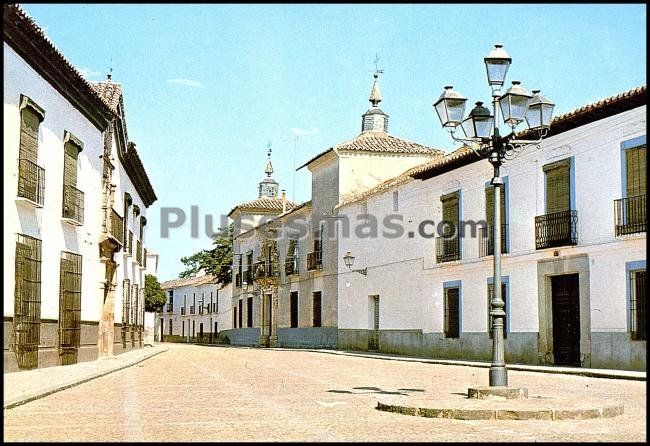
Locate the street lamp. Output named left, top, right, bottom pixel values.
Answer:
left=343, top=251, right=367, bottom=275
left=433, top=43, right=555, bottom=389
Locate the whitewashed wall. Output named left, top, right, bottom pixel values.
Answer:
left=3, top=43, right=105, bottom=322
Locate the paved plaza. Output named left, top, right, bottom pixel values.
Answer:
left=3, top=344, right=646, bottom=442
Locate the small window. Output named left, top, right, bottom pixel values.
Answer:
left=444, top=286, right=460, bottom=339
left=630, top=268, right=646, bottom=340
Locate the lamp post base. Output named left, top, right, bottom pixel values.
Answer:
left=489, top=366, right=508, bottom=387
left=468, top=386, right=528, bottom=400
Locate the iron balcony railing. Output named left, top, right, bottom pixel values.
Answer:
left=307, top=251, right=323, bottom=271
left=109, top=209, right=124, bottom=245
left=535, top=209, right=578, bottom=249
left=285, top=256, right=299, bottom=276
left=478, top=225, right=508, bottom=257
left=143, top=248, right=147, bottom=268
left=189, top=305, right=195, bottom=315
left=180, top=307, right=186, bottom=315
left=614, top=194, right=646, bottom=236
left=62, top=184, right=84, bottom=224
left=17, top=158, right=45, bottom=206
left=136, top=240, right=142, bottom=265
left=235, top=272, right=242, bottom=288
left=254, top=260, right=278, bottom=279
left=166, top=303, right=173, bottom=313
left=436, top=236, right=461, bottom=263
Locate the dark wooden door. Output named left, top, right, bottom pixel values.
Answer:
left=551, top=274, right=581, bottom=366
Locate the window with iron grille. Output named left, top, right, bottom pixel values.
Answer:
left=444, top=286, right=460, bottom=339
left=122, top=279, right=130, bottom=348
left=437, top=192, right=460, bottom=263
left=131, top=284, right=138, bottom=346
left=312, top=291, right=322, bottom=327
left=61, top=132, right=84, bottom=224
left=487, top=282, right=507, bottom=339
left=285, top=239, right=298, bottom=276
left=290, top=291, right=298, bottom=328
left=123, top=192, right=132, bottom=250
left=630, top=268, right=646, bottom=340
left=59, top=251, right=82, bottom=365
left=14, top=234, right=42, bottom=370
left=17, top=95, right=45, bottom=206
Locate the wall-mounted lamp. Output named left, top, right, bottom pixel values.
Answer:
left=343, top=251, right=367, bottom=275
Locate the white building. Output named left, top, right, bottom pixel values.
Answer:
left=3, top=5, right=156, bottom=371
left=158, top=274, right=232, bottom=343
left=225, top=73, right=446, bottom=348
left=336, top=86, right=646, bottom=371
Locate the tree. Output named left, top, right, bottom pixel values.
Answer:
left=144, top=274, right=166, bottom=312
left=179, top=223, right=233, bottom=284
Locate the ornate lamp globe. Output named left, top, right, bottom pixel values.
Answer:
left=484, top=44, right=512, bottom=87
left=526, top=90, right=555, bottom=130
left=499, top=81, right=533, bottom=127
left=461, top=101, right=494, bottom=139
left=434, top=85, right=467, bottom=128
left=343, top=251, right=355, bottom=269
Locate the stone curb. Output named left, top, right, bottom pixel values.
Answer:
left=376, top=402, right=625, bottom=421
left=4, top=346, right=168, bottom=410
left=297, top=349, right=646, bottom=381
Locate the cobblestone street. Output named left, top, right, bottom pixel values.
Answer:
left=3, top=344, right=646, bottom=442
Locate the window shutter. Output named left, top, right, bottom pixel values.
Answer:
left=626, top=145, right=646, bottom=198
left=63, top=143, right=79, bottom=186
left=544, top=161, right=570, bottom=214
left=485, top=186, right=506, bottom=227
left=441, top=192, right=459, bottom=236
left=20, top=108, right=41, bottom=163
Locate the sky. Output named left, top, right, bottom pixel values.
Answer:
left=19, top=3, right=646, bottom=281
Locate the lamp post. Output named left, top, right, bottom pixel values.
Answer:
left=433, top=44, right=555, bottom=388
left=343, top=251, right=367, bottom=275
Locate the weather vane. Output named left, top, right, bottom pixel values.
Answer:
left=267, top=140, right=272, bottom=158
left=373, top=53, right=384, bottom=77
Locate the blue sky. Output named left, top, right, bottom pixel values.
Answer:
left=21, top=4, right=646, bottom=281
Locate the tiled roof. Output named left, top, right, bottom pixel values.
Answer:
left=234, top=200, right=312, bottom=239
left=338, top=146, right=473, bottom=208
left=298, top=131, right=445, bottom=170
left=228, top=196, right=298, bottom=217
left=160, top=274, right=216, bottom=290
left=412, top=85, right=647, bottom=180
left=3, top=4, right=115, bottom=129
left=92, top=81, right=123, bottom=113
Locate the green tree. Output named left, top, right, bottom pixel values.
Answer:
left=179, top=224, right=233, bottom=284
left=144, top=274, right=167, bottom=312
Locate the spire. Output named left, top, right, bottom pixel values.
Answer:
left=265, top=141, right=273, bottom=177
left=259, top=141, right=279, bottom=198
left=361, top=56, right=389, bottom=133
left=369, top=73, right=382, bottom=107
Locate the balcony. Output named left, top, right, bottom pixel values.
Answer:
left=126, top=231, right=133, bottom=256
left=17, top=158, right=45, bottom=206
left=285, top=256, right=298, bottom=276
left=614, top=195, right=646, bottom=236
left=180, top=307, right=186, bottom=316
left=254, top=260, right=278, bottom=279
left=478, top=225, right=508, bottom=257
left=189, top=305, right=195, bottom=315
left=436, top=236, right=461, bottom=263
left=62, top=184, right=84, bottom=225
left=136, top=240, right=142, bottom=265
left=143, top=248, right=147, bottom=268
left=235, top=273, right=242, bottom=288
left=535, top=209, right=578, bottom=249
left=307, top=251, right=323, bottom=271
left=109, top=209, right=124, bottom=245
left=166, top=303, right=173, bottom=313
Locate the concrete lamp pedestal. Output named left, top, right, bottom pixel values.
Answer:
left=468, top=386, right=529, bottom=400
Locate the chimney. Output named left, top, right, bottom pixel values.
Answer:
left=281, top=190, right=287, bottom=213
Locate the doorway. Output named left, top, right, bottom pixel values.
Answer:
left=368, top=295, right=379, bottom=351
left=551, top=274, right=581, bottom=366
